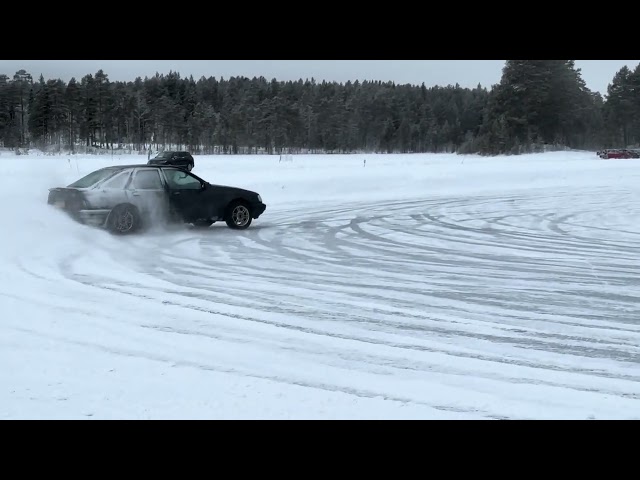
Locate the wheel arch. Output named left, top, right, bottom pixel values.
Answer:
left=105, top=202, right=142, bottom=232
left=227, top=196, right=250, bottom=206
left=224, top=197, right=251, bottom=216
left=224, top=198, right=253, bottom=230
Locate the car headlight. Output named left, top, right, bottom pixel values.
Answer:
left=257, top=194, right=262, bottom=203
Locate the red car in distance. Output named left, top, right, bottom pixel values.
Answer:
left=597, top=149, right=640, bottom=159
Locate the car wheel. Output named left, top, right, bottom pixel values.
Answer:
left=108, top=204, right=140, bottom=235
left=225, top=201, right=252, bottom=230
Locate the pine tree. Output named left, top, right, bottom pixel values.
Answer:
left=2, top=62, right=630, bottom=155
left=604, top=66, right=635, bottom=147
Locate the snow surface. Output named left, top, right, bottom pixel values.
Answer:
left=2, top=150, right=640, bottom=420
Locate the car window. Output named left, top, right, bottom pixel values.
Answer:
left=163, top=169, right=202, bottom=190
left=133, top=170, right=163, bottom=190
left=101, top=171, right=131, bottom=189
left=67, top=169, right=116, bottom=188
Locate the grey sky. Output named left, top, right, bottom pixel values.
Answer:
left=0, top=60, right=637, bottom=95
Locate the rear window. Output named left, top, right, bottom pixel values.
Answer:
left=67, top=169, right=117, bottom=188
left=101, top=171, right=131, bottom=189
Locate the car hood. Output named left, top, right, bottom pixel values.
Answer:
left=208, top=183, right=259, bottom=197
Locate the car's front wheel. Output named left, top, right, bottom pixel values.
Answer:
left=107, top=204, right=140, bottom=235
left=225, top=201, right=252, bottom=230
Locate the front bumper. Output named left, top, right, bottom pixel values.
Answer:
left=252, top=202, right=266, bottom=219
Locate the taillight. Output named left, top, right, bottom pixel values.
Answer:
left=77, top=192, right=91, bottom=209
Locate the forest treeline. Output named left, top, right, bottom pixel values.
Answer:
left=1, top=60, right=638, bottom=155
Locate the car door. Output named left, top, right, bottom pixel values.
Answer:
left=125, top=168, right=170, bottom=219
left=160, top=168, right=218, bottom=221
left=90, top=169, right=132, bottom=208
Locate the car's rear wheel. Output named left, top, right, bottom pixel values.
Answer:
left=225, top=201, right=252, bottom=230
left=108, top=204, right=140, bottom=235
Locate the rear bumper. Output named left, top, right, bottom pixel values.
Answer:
left=252, top=202, right=266, bottom=219
left=49, top=198, right=110, bottom=227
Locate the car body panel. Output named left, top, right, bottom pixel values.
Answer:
left=126, top=167, right=172, bottom=220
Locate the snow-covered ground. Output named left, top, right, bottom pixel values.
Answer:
left=2, top=150, right=640, bottom=419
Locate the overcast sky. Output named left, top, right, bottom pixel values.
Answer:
left=1, top=60, right=638, bottom=95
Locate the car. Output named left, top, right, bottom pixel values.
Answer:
left=148, top=151, right=195, bottom=171
left=47, top=165, right=266, bottom=234
left=598, top=149, right=640, bottom=159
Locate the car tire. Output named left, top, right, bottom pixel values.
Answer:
left=225, top=201, right=252, bottom=230
left=107, top=204, right=140, bottom=235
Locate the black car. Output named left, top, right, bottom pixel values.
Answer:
left=148, top=151, right=195, bottom=171
left=47, top=165, right=266, bottom=234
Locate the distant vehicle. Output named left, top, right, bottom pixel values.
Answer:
left=47, top=165, right=266, bottom=234
left=598, top=149, right=640, bottom=159
left=148, top=151, right=195, bottom=171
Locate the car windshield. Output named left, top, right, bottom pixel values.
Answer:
left=67, top=169, right=118, bottom=188
left=154, top=152, right=173, bottom=159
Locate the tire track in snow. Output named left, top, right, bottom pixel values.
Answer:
left=17, top=186, right=640, bottom=418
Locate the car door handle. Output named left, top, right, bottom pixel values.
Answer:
left=131, top=191, right=140, bottom=196
left=172, top=192, right=181, bottom=196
